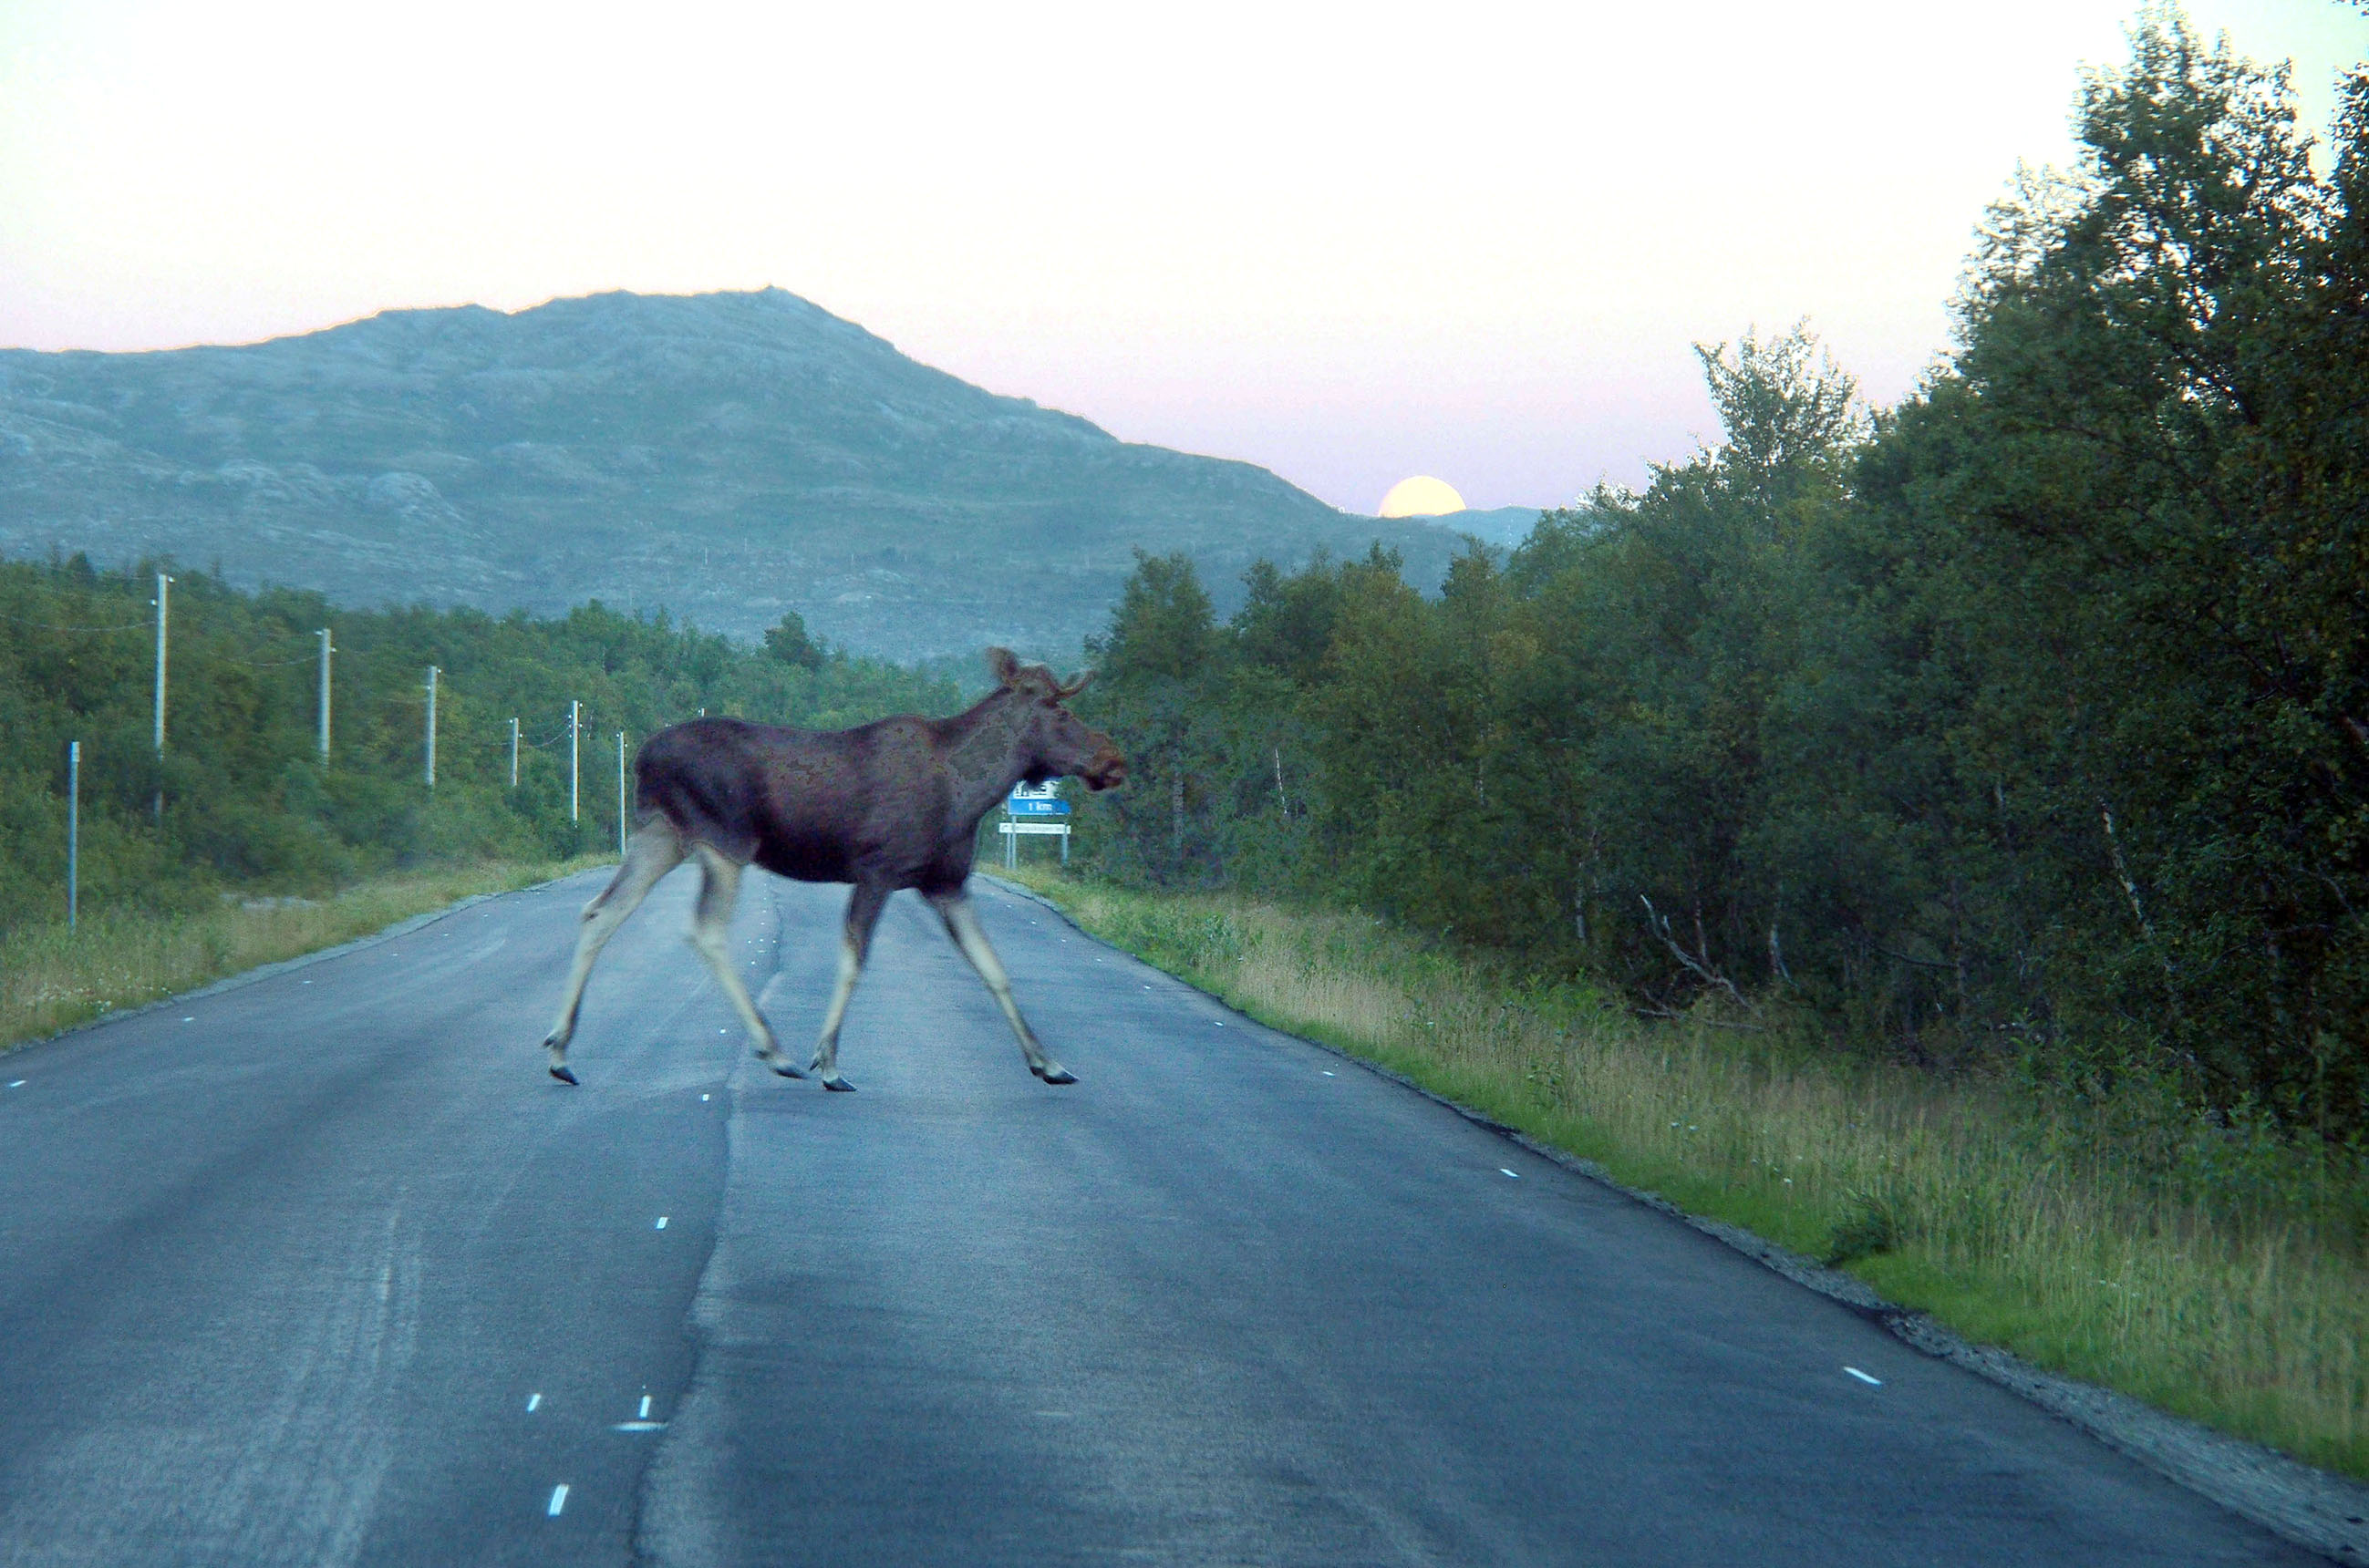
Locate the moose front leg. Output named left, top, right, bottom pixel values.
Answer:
left=810, top=881, right=891, bottom=1091
left=685, top=845, right=800, bottom=1079
left=928, top=891, right=1075, bottom=1084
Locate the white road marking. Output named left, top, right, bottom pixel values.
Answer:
left=1322, top=1071, right=1335, bottom=1077
left=701, top=1093, right=710, bottom=1102
left=655, top=1216, right=668, bottom=1229
left=181, top=1016, right=193, bottom=1022
left=638, top=1395, right=652, bottom=1418
left=1499, top=1169, right=1520, bottom=1179
left=547, top=1484, right=569, bottom=1516
left=1845, top=1367, right=1883, bottom=1386
left=526, top=1393, right=542, bottom=1412
left=612, top=1420, right=666, bottom=1432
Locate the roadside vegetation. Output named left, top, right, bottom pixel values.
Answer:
left=0, top=563, right=958, bottom=1047
left=1033, top=11, right=2369, bottom=1480
left=0, top=562, right=956, bottom=934
left=1004, top=866, right=2368, bottom=1480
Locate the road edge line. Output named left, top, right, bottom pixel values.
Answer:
left=977, top=873, right=2369, bottom=1564
left=21, top=867, right=609, bottom=1048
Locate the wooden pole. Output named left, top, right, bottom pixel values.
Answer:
left=151, top=573, right=169, bottom=820
left=316, top=629, right=333, bottom=760
left=67, top=740, right=79, bottom=931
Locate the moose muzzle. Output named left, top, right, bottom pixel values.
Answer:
left=1081, top=742, right=1128, bottom=792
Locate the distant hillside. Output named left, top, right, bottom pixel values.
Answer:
left=1422, top=505, right=1548, bottom=549
left=0, top=289, right=1472, bottom=661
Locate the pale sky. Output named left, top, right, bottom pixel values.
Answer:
left=1, top=1, right=2362, bottom=514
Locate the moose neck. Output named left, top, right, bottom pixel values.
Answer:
left=940, top=690, right=1043, bottom=828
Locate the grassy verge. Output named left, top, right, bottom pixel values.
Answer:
left=0, top=856, right=613, bottom=1051
left=1002, top=867, right=2369, bottom=1482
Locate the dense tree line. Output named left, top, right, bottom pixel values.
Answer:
left=0, top=557, right=953, bottom=932
left=1073, top=13, right=2368, bottom=1134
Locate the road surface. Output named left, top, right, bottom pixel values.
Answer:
left=0, top=870, right=2323, bottom=1565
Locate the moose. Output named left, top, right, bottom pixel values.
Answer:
left=542, top=648, right=1126, bottom=1089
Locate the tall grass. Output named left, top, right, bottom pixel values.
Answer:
left=0, top=857, right=608, bottom=1050
left=1009, top=871, right=2369, bottom=1481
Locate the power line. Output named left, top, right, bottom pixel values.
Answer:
left=0, top=613, right=151, bottom=632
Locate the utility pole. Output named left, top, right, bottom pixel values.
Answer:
left=569, top=700, right=581, bottom=822
left=151, top=572, right=171, bottom=820
left=509, top=717, right=520, bottom=788
left=67, top=740, right=79, bottom=932
left=424, top=665, right=440, bottom=788
left=316, top=629, right=333, bottom=761
left=616, top=731, right=627, bottom=857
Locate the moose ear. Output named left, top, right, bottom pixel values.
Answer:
left=986, top=646, right=1022, bottom=687
left=1054, top=668, right=1093, bottom=698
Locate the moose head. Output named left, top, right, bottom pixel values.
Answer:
left=987, top=646, right=1127, bottom=793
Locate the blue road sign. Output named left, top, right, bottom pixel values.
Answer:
left=1008, top=798, right=1071, bottom=816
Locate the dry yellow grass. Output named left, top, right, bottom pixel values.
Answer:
left=0, top=857, right=608, bottom=1051
left=1009, top=871, right=2369, bottom=1481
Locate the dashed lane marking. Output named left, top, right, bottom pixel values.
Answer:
left=1500, top=1169, right=1520, bottom=1180
left=655, top=1216, right=668, bottom=1229
left=546, top=1484, right=569, bottom=1517
left=638, top=1396, right=653, bottom=1418
left=1846, top=1367, right=1883, bottom=1387
left=526, top=1393, right=542, bottom=1412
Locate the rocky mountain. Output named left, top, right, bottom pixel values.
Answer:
left=0, top=289, right=1475, bottom=661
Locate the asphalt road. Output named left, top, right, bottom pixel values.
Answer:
left=0, top=870, right=2325, bottom=1566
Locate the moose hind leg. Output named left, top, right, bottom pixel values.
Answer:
left=930, top=892, right=1074, bottom=1084
left=545, top=820, right=685, bottom=1083
left=810, top=882, right=890, bottom=1092
left=686, top=846, right=798, bottom=1078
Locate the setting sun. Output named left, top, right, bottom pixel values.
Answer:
left=1377, top=475, right=1465, bottom=518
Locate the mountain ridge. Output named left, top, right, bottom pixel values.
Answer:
left=0, top=287, right=1475, bottom=660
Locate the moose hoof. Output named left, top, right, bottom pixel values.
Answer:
left=1036, top=1065, right=1077, bottom=1085
left=550, top=1065, right=580, bottom=1086
left=821, top=1074, right=857, bottom=1093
